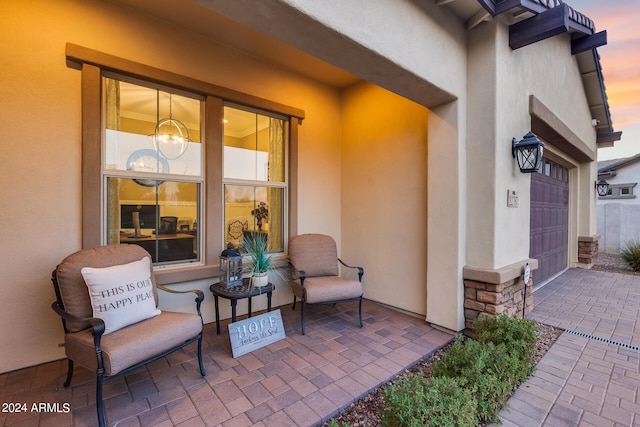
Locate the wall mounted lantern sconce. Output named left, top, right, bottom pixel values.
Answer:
left=512, top=131, right=545, bottom=173
left=595, top=179, right=610, bottom=197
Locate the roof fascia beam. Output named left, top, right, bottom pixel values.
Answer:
left=509, top=3, right=569, bottom=50
left=498, top=0, right=540, bottom=15
left=597, top=131, right=623, bottom=145
left=477, top=0, right=496, bottom=16
left=572, top=31, right=607, bottom=55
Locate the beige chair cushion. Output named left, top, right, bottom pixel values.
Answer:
left=55, top=244, right=158, bottom=333
left=64, top=311, right=202, bottom=376
left=292, top=276, right=362, bottom=304
left=289, top=234, right=339, bottom=277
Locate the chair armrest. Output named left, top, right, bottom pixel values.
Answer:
left=156, top=284, right=204, bottom=316
left=51, top=301, right=106, bottom=337
left=338, top=259, right=364, bottom=282
left=288, top=261, right=306, bottom=286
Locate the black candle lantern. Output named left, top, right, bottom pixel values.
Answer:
left=220, top=243, right=243, bottom=288
left=596, top=179, right=610, bottom=197
left=512, top=132, right=545, bottom=173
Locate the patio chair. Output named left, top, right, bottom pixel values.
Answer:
left=51, top=244, right=205, bottom=427
left=288, top=234, right=364, bottom=335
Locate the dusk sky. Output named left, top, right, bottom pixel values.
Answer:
left=576, top=0, right=640, bottom=161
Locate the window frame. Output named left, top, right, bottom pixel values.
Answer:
left=101, top=75, right=205, bottom=267
left=222, top=103, right=289, bottom=254
left=70, top=43, right=303, bottom=284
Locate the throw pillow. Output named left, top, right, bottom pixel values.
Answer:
left=81, top=256, right=161, bottom=334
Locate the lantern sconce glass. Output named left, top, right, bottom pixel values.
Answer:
left=595, top=179, right=610, bottom=197
left=512, top=131, right=545, bottom=173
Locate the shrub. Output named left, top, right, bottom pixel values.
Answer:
left=474, top=313, right=537, bottom=369
left=431, top=337, right=519, bottom=424
left=382, top=374, right=478, bottom=427
left=621, top=241, right=640, bottom=271
left=380, top=316, right=539, bottom=426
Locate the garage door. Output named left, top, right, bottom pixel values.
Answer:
left=530, top=159, right=569, bottom=284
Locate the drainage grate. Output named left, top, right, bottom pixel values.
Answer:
left=565, top=329, right=640, bottom=351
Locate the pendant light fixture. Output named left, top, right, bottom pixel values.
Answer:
left=153, top=91, right=190, bottom=160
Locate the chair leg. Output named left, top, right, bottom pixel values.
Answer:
left=292, top=296, right=297, bottom=310
left=63, top=359, right=74, bottom=387
left=358, top=298, right=363, bottom=328
left=96, top=374, right=106, bottom=427
left=300, top=300, right=305, bottom=335
left=197, top=334, right=206, bottom=377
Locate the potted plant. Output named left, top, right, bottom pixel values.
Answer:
left=243, top=233, right=272, bottom=287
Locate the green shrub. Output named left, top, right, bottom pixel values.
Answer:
left=474, top=314, right=537, bottom=368
left=431, top=337, right=519, bottom=424
left=621, top=241, right=640, bottom=271
left=380, top=316, right=539, bottom=426
left=382, top=374, right=478, bottom=427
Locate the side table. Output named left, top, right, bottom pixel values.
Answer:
left=209, top=278, right=275, bottom=334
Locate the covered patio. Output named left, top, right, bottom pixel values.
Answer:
left=0, top=300, right=452, bottom=426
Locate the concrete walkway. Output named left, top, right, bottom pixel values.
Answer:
left=497, top=268, right=640, bottom=426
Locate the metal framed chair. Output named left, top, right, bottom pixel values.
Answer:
left=51, top=244, right=206, bottom=427
left=288, top=234, right=364, bottom=335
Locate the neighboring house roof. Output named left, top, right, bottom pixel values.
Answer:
left=598, top=153, right=640, bottom=177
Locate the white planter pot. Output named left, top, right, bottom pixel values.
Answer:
left=252, top=272, right=269, bottom=287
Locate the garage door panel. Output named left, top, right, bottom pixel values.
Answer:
left=530, top=159, right=569, bottom=284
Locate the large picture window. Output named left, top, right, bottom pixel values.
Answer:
left=103, top=77, right=203, bottom=265
left=223, top=106, right=287, bottom=253
left=74, top=45, right=303, bottom=282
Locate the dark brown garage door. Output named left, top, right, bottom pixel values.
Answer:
left=530, top=159, right=569, bottom=284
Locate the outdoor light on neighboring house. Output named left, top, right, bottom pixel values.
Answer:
left=596, top=179, right=610, bottom=197
left=220, top=243, right=243, bottom=288
left=512, top=131, right=545, bottom=173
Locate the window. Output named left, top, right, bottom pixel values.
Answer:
left=599, top=183, right=637, bottom=199
left=223, top=106, right=287, bottom=253
left=103, top=77, right=203, bottom=265
left=73, top=45, right=303, bottom=282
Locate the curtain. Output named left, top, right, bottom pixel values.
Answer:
left=106, top=79, right=121, bottom=244
left=267, top=118, right=284, bottom=252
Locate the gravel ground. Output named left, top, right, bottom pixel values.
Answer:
left=325, top=253, right=633, bottom=427
left=591, top=252, right=640, bottom=274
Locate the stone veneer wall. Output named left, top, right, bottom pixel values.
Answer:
left=578, top=235, right=600, bottom=266
left=463, top=261, right=536, bottom=330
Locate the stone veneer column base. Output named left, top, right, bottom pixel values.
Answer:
left=578, top=234, right=600, bottom=267
left=463, top=259, right=537, bottom=330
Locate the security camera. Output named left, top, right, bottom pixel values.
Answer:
left=591, top=119, right=600, bottom=127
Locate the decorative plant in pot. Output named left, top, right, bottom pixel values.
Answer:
left=243, top=233, right=272, bottom=287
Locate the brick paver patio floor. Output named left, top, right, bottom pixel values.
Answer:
left=496, top=268, right=640, bottom=427
left=0, top=299, right=452, bottom=426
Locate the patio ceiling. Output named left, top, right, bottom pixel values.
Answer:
left=114, top=0, right=620, bottom=145
left=112, top=0, right=360, bottom=89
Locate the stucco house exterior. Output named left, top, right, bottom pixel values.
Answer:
left=597, top=154, right=640, bottom=253
left=1, top=0, right=622, bottom=374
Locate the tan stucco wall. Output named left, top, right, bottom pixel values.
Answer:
left=466, top=20, right=599, bottom=271
left=341, top=82, right=429, bottom=315
left=0, top=0, right=345, bottom=373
